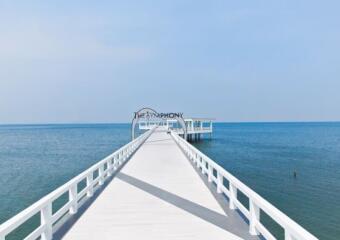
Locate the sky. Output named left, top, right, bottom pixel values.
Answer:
left=0, top=0, right=340, bottom=123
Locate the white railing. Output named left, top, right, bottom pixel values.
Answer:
left=171, top=131, right=318, bottom=240
left=189, top=127, right=212, bottom=132
left=173, top=127, right=212, bottom=133
left=0, top=127, right=156, bottom=240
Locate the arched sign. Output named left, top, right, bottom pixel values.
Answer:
left=131, top=107, right=158, bottom=140
left=131, top=107, right=187, bottom=140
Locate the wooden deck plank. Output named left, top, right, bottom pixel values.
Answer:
left=62, top=129, right=256, bottom=240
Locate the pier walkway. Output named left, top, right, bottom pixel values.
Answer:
left=62, top=129, right=255, bottom=240
left=0, top=126, right=318, bottom=240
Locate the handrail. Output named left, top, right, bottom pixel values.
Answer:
left=173, top=127, right=212, bottom=132
left=0, top=127, right=156, bottom=240
left=171, top=131, right=318, bottom=240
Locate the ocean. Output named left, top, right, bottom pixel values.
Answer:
left=0, top=123, right=339, bottom=239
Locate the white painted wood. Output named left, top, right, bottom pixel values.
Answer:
left=249, top=200, right=260, bottom=235
left=139, top=118, right=213, bottom=135
left=0, top=128, right=154, bottom=239
left=217, top=172, right=223, bottom=194
left=107, top=158, right=112, bottom=176
left=201, top=158, right=205, bottom=174
left=98, top=164, right=104, bottom=186
left=0, top=127, right=317, bottom=240
left=86, top=174, right=93, bottom=197
left=229, top=183, right=237, bottom=210
left=208, top=164, right=213, bottom=182
left=172, top=131, right=318, bottom=240
left=40, top=203, right=52, bottom=240
left=285, top=230, right=294, bottom=240
left=62, top=130, right=246, bottom=240
left=69, top=184, right=78, bottom=215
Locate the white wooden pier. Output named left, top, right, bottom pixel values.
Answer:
left=0, top=127, right=318, bottom=240
left=62, top=128, right=252, bottom=240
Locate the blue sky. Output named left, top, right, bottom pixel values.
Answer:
left=1, top=0, right=340, bottom=123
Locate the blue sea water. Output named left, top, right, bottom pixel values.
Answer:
left=0, top=123, right=339, bottom=239
left=0, top=124, right=131, bottom=239
left=193, top=122, right=340, bottom=240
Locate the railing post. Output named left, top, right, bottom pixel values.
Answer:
left=116, top=153, right=120, bottom=166
left=208, top=164, right=213, bottom=182
left=285, top=229, right=293, bottom=240
left=190, top=150, right=194, bottom=161
left=121, top=150, right=124, bottom=162
left=40, top=203, right=52, bottom=240
left=229, top=182, right=237, bottom=210
left=86, top=173, right=93, bottom=197
left=113, top=155, right=118, bottom=170
left=99, top=164, right=104, bottom=185
left=201, top=159, right=205, bottom=174
left=217, top=172, right=223, bottom=193
left=69, top=184, right=78, bottom=214
left=196, top=154, right=200, bottom=168
left=249, top=200, right=260, bottom=235
left=119, top=151, right=123, bottom=164
left=187, top=148, right=190, bottom=159
left=118, top=152, right=122, bottom=164
left=107, top=159, right=112, bottom=176
left=111, top=156, right=115, bottom=171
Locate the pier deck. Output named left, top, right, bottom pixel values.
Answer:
left=62, top=129, right=256, bottom=240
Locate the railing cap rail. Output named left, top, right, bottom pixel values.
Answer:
left=171, top=131, right=318, bottom=240
left=0, top=128, right=155, bottom=237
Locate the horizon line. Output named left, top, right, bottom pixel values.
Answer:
left=1, top=120, right=340, bottom=126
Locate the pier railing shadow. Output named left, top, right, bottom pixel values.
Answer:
left=117, top=172, right=257, bottom=239
left=52, top=152, right=135, bottom=240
